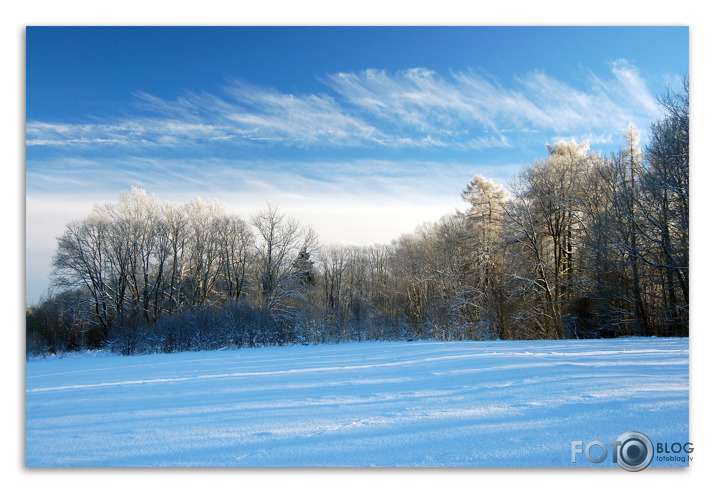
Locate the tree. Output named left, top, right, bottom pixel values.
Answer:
left=641, top=77, right=689, bottom=335
left=101, top=188, right=164, bottom=327
left=503, top=141, right=591, bottom=338
left=621, top=124, right=649, bottom=334
left=184, top=198, right=224, bottom=306
left=160, top=201, right=189, bottom=314
left=252, top=203, right=318, bottom=320
left=318, top=245, right=347, bottom=326
left=587, top=127, right=651, bottom=335
left=215, top=213, right=254, bottom=301
left=52, top=212, right=113, bottom=338
left=461, top=175, right=509, bottom=338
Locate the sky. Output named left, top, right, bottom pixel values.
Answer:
left=25, top=26, right=689, bottom=304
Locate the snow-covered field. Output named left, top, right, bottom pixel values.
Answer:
left=25, top=338, right=689, bottom=467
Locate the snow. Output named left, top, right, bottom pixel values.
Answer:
left=25, top=338, right=689, bottom=467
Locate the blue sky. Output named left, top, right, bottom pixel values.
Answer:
left=25, top=26, right=689, bottom=303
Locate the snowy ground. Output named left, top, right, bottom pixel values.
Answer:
left=25, top=338, right=689, bottom=467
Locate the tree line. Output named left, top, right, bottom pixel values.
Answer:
left=26, top=78, right=688, bottom=356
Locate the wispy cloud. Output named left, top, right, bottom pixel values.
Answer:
left=328, top=62, right=660, bottom=146
left=600, top=59, right=661, bottom=118
left=26, top=62, right=660, bottom=152
left=26, top=155, right=495, bottom=201
left=26, top=118, right=239, bottom=149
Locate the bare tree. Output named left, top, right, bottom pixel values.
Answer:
left=252, top=203, right=318, bottom=319
left=215, top=213, right=254, bottom=301
left=101, top=188, right=164, bottom=326
left=52, top=212, right=113, bottom=338
left=318, top=244, right=348, bottom=325
left=160, top=201, right=189, bottom=314
left=641, top=78, right=689, bottom=335
left=502, top=141, right=591, bottom=338
left=184, top=198, right=224, bottom=306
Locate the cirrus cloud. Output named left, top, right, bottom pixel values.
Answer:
left=26, top=60, right=660, bottom=152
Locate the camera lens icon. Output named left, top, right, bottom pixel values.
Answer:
left=616, top=431, right=654, bottom=471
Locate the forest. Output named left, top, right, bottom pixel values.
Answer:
left=25, top=79, right=689, bottom=356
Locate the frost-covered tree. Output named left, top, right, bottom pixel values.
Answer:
left=215, top=213, right=254, bottom=301
left=252, top=203, right=318, bottom=320
left=503, top=141, right=591, bottom=338
left=101, top=188, right=163, bottom=327
left=461, top=175, right=509, bottom=338
left=641, top=78, right=689, bottom=335
left=184, top=198, right=224, bottom=307
left=52, top=212, right=113, bottom=338
left=158, top=201, right=189, bottom=314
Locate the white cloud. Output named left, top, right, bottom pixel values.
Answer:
left=607, top=59, right=661, bottom=117
left=327, top=68, right=496, bottom=135
left=26, top=63, right=661, bottom=153
left=327, top=65, right=660, bottom=149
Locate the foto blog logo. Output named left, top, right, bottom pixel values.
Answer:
left=572, top=431, right=654, bottom=471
